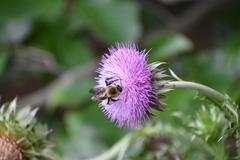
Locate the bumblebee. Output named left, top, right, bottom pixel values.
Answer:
left=90, top=77, right=122, bottom=104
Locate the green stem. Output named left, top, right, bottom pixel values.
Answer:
left=165, top=81, right=238, bottom=124
left=165, top=81, right=226, bottom=104
left=88, top=127, right=157, bottom=160
left=88, top=124, right=211, bottom=160
left=89, top=134, right=132, bottom=160
left=210, top=143, right=228, bottom=160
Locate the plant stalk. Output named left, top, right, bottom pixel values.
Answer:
left=165, top=81, right=238, bottom=124
left=89, top=134, right=132, bottom=160
left=165, top=81, right=226, bottom=104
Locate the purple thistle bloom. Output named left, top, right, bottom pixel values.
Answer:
left=94, top=43, right=163, bottom=128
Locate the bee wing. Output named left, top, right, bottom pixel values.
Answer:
left=89, top=87, right=96, bottom=94
left=89, top=87, right=101, bottom=94
left=91, top=96, right=98, bottom=101
left=89, top=88, right=99, bottom=101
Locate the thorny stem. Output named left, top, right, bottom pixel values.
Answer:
left=165, top=81, right=226, bottom=104
left=165, top=81, right=239, bottom=124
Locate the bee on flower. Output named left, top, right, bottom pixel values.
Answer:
left=90, top=43, right=169, bottom=128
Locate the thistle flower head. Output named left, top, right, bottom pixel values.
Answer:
left=0, top=99, right=53, bottom=160
left=93, top=43, right=168, bottom=128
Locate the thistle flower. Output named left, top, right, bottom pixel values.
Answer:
left=0, top=99, right=53, bottom=160
left=92, top=43, right=169, bottom=128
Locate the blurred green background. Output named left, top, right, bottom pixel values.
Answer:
left=0, top=0, right=240, bottom=159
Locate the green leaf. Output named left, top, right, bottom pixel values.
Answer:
left=224, top=31, right=240, bottom=55
left=0, top=0, right=64, bottom=20
left=47, top=79, right=95, bottom=109
left=54, top=103, right=127, bottom=159
left=153, top=89, right=204, bottom=127
left=81, top=103, right=128, bottom=146
left=29, top=20, right=93, bottom=67
left=181, top=51, right=237, bottom=92
left=146, top=32, right=193, bottom=61
left=77, top=0, right=141, bottom=42
left=0, top=52, right=9, bottom=77
left=189, top=106, right=227, bottom=142
left=56, top=39, right=93, bottom=67
left=57, top=111, right=106, bottom=159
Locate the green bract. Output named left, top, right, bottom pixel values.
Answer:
left=189, top=106, right=227, bottom=142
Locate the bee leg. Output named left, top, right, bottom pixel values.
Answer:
left=107, top=98, right=119, bottom=105
left=107, top=98, right=110, bottom=105
left=105, top=79, right=110, bottom=86
left=105, top=77, right=119, bottom=86
left=110, top=98, right=119, bottom=102
left=105, top=77, right=115, bottom=85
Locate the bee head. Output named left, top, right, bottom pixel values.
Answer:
left=107, top=84, right=122, bottom=97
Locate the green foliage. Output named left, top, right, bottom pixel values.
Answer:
left=47, top=79, right=95, bottom=109
left=189, top=106, right=227, bottom=142
left=153, top=89, right=201, bottom=126
left=77, top=0, right=141, bottom=43
left=0, top=0, right=64, bottom=20
left=224, top=31, right=240, bottom=55
left=92, top=123, right=214, bottom=160
left=57, top=111, right=106, bottom=159
left=0, top=0, right=239, bottom=159
left=0, top=52, right=8, bottom=77
left=28, top=20, right=93, bottom=67
left=54, top=104, right=127, bottom=159
left=146, top=32, right=193, bottom=61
